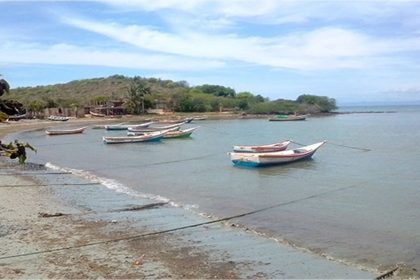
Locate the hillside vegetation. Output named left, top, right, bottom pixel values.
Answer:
left=7, top=75, right=337, bottom=115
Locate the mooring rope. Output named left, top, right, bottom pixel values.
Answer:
left=0, top=180, right=365, bottom=261
left=0, top=172, right=72, bottom=176
left=290, top=140, right=371, bottom=152
left=0, top=182, right=101, bottom=188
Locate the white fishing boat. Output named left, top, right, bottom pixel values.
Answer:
left=127, top=122, right=184, bottom=132
left=127, top=126, right=180, bottom=136
left=45, top=126, right=87, bottom=135
left=105, top=121, right=154, bottom=130
left=163, top=127, right=199, bottom=139
left=233, top=140, right=291, bottom=153
left=103, top=130, right=165, bottom=144
left=48, top=115, right=70, bottom=121
left=229, top=141, right=326, bottom=167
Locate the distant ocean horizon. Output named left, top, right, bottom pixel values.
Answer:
left=337, top=101, right=420, bottom=107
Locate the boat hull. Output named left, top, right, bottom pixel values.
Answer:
left=103, top=131, right=165, bottom=144
left=163, top=127, right=198, bottom=139
left=268, top=115, right=306, bottom=121
left=45, top=127, right=87, bottom=135
left=229, top=141, right=325, bottom=167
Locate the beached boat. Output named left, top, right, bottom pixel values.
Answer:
left=105, top=121, right=154, bottom=131
left=269, top=114, right=306, bottom=121
left=7, top=113, right=27, bottom=121
left=48, top=115, right=70, bottom=121
left=45, top=126, right=87, bottom=135
left=233, top=140, right=291, bottom=153
left=103, top=130, right=165, bottom=144
left=193, top=115, right=208, bottom=121
left=163, top=127, right=199, bottom=139
left=89, top=110, right=106, bottom=117
left=229, top=141, right=326, bottom=167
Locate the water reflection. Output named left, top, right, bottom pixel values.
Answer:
left=231, top=159, right=318, bottom=177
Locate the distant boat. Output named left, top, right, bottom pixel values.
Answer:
left=233, top=140, right=291, bottom=153
left=46, top=126, right=87, bottom=135
left=7, top=113, right=27, bottom=121
left=103, top=130, right=165, bottom=144
left=163, top=127, right=199, bottom=139
left=48, top=115, right=70, bottom=121
left=229, top=141, right=326, bottom=167
left=269, top=114, right=306, bottom=121
left=89, top=110, right=106, bottom=117
left=105, top=121, right=154, bottom=130
left=193, top=115, right=208, bottom=121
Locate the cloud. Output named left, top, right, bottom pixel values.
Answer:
left=0, top=42, right=225, bottom=71
left=61, top=16, right=420, bottom=71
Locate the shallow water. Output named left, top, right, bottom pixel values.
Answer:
left=11, top=105, right=420, bottom=272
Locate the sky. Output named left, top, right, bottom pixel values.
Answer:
left=1, top=0, right=420, bottom=105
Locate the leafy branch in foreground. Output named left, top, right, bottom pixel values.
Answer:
left=0, top=140, right=37, bottom=164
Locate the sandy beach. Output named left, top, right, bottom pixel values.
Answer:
left=0, top=117, right=388, bottom=279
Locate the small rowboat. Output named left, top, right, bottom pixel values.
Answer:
left=48, top=115, right=70, bottom=121
left=229, top=141, right=326, bottom=167
left=269, top=114, right=306, bottom=121
left=89, top=110, right=106, bottom=117
left=233, top=140, right=291, bottom=153
left=163, top=127, right=199, bottom=139
left=127, top=126, right=179, bottom=136
left=46, top=126, right=87, bottom=135
left=103, top=130, right=165, bottom=144
left=105, top=121, right=154, bottom=130
left=128, top=122, right=184, bottom=133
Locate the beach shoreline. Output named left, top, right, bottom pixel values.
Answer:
left=0, top=117, right=391, bottom=279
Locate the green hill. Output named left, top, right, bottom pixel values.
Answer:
left=6, top=75, right=336, bottom=114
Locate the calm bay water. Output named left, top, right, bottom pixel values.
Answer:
left=11, top=105, right=420, bottom=272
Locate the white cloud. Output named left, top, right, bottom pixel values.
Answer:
left=0, top=42, right=225, bottom=71
left=60, top=16, right=420, bottom=71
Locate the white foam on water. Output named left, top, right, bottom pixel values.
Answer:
left=45, top=162, right=170, bottom=203
left=44, top=162, right=376, bottom=275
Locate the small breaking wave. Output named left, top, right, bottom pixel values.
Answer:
left=45, top=162, right=170, bottom=203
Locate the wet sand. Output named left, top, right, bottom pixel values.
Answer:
left=0, top=118, right=382, bottom=279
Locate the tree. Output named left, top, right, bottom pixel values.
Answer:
left=0, top=78, right=10, bottom=96
left=296, top=94, right=337, bottom=112
left=126, top=77, right=151, bottom=114
left=193, top=84, right=236, bottom=97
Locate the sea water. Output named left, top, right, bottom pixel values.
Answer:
left=10, top=105, right=420, bottom=272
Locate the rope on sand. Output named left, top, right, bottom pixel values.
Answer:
left=0, top=172, right=72, bottom=175
left=0, top=180, right=365, bottom=261
left=0, top=182, right=101, bottom=188
left=290, top=140, right=371, bottom=152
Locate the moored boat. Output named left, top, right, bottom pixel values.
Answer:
left=103, top=130, right=165, bottom=144
left=229, top=141, right=326, bottom=167
left=45, top=126, right=87, bottom=135
left=269, top=114, right=306, bottom=121
left=127, top=122, right=184, bottom=133
left=105, top=121, right=154, bottom=130
left=233, top=140, right=291, bottom=153
left=163, top=127, right=199, bottom=139
left=127, top=126, right=180, bottom=136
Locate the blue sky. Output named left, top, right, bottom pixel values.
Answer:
left=1, top=0, right=420, bottom=105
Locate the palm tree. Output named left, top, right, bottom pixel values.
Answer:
left=127, top=77, right=151, bottom=114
